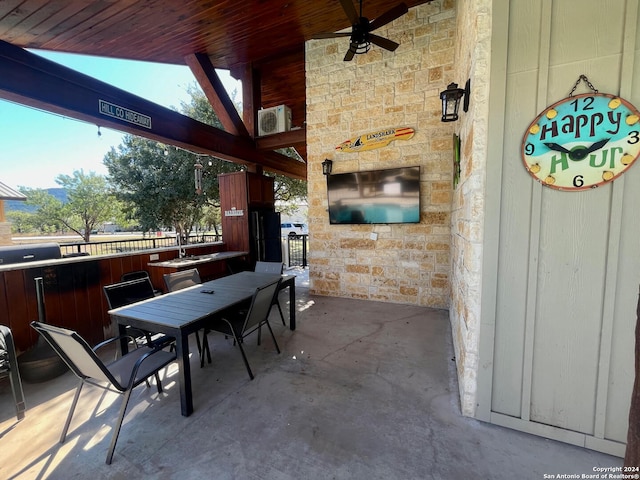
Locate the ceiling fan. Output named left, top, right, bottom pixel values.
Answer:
left=312, top=0, right=409, bottom=61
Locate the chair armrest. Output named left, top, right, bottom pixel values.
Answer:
left=93, top=334, right=138, bottom=353
left=0, top=325, right=15, bottom=363
left=127, top=344, right=177, bottom=389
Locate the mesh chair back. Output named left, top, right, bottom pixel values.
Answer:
left=104, top=278, right=155, bottom=309
left=31, top=322, right=117, bottom=387
left=254, top=261, right=284, bottom=274
left=241, top=279, right=281, bottom=334
left=0, top=332, right=8, bottom=373
left=121, top=270, right=151, bottom=282
left=163, top=268, right=201, bottom=292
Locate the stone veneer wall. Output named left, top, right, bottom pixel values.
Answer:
left=306, top=1, right=457, bottom=309
left=449, top=0, right=492, bottom=416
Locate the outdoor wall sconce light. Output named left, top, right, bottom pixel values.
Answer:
left=440, top=79, right=470, bottom=122
left=322, top=158, right=333, bottom=176
left=194, top=162, right=203, bottom=195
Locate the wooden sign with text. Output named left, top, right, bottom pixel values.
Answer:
left=336, top=127, right=415, bottom=153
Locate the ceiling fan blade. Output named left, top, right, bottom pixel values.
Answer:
left=344, top=45, right=357, bottom=61
left=369, top=3, right=409, bottom=31
left=339, top=0, right=360, bottom=24
left=312, top=32, right=352, bottom=39
left=369, top=34, right=400, bottom=51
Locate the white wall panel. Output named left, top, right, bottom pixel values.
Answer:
left=549, top=1, right=626, bottom=66
left=531, top=185, right=610, bottom=434
left=491, top=70, right=536, bottom=417
left=485, top=0, right=638, bottom=455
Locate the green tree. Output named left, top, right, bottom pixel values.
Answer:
left=6, top=210, right=36, bottom=234
left=19, top=187, right=65, bottom=235
left=105, top=83, right=307, bottom=242
left=21, top=171, right=116, bottom=242
left=200, top=203, right=222, bottom=236
left=104, top=136, right=238, bottom=241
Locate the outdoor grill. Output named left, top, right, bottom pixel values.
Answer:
left=0, top=243, right=61, bottom=265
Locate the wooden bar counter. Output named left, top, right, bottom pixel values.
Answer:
left=147, top=251, right=248, bottom=289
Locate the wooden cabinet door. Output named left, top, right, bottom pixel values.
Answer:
left=247, top=172, right=274, bottom=208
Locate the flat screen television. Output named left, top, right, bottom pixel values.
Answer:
left=327, top=166, right=420, bottom=224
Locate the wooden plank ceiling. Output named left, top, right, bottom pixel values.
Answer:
left=0, top=0, right=432, bottom=179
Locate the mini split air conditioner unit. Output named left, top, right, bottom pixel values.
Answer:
left=258, top=105, right=291, bottom=136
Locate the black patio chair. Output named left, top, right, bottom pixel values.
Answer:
left=0, top=325, right=26, bottom=421
left=254, top=261, right=286, bottom=326
left=163, top=269, right=211, bottom=368
left=121, top=270, right=161, bottom=295
left=104, top=277, right=156, bottom=310
left=104, top=278, right=174, bottom=350
left=162, top=268, right=201, bottom=292
left=30, top=321, right=176, bottom=464
left=206, top=278, right=281, bottom=380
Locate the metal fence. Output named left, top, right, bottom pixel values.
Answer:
left=59, top=234, right=222, bottom=257
left=58, top=233, right=307, bottom=265
left=286, top=234, right=308, bottom=267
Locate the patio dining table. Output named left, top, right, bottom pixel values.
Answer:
left=109, top=271, right=295, bottom=416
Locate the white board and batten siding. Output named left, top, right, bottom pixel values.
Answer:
left=479, top=0, right=640, bottom=456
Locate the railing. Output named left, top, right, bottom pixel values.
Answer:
left=286, top=234, right=308, bottom=267
left=60, top=234, right=222, bottom=257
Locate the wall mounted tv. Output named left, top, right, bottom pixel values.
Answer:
left=327, top=166, right=420, bottom=225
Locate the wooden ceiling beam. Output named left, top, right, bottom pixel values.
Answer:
left=185, top=53, right=250, bottom=138
left=256, top=128, right=307, bottom=151
left=0, top=40, right=306, bottom=180
left=232, top=62, right=261, bottom=139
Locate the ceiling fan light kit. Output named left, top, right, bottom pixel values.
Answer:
left=313, top=0, right=409, bottom=61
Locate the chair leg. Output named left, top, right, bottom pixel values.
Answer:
left=154, top=372, right=163, bottom=394
left=61, top=380, right=84, bottom=443
left=200, top=331, right=211, bottom=368
left=194, top=330, right=202, bottom=355
left=7, top=355, right=25, bottom=421
left=257, top=303, right=273, bottom=346
left=275, top=298, right=286, bottom=326
left=9, top=371, right=26, bottom=420
left=264, top=319, right=281, bottom=354
left=257, top=297, right=285, bottom=346
left=233, top=331, right=254, bottom=380
left=106, top=388, right=134, bottom=464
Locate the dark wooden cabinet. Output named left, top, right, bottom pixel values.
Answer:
left=219, top=171, right=275, bottom=212
left=219, top=171, right=275, bottom=258
left=247, top=172, right=275, bottom=208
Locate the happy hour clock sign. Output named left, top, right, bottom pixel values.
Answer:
left=521, top=89, right=640, bottom=191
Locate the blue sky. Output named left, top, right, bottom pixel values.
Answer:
left=0, top=50, right=240, bottom=189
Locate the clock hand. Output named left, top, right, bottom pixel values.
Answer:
left=544, top=142, right=571, bottom=154
left=583, top=138, right=610, bottom=154
left=545, top=139, right=611, bottom=160
left=567, top=138, right=611, bottom=161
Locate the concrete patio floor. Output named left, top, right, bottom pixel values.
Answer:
left=0, top=267, right=623, bottom=479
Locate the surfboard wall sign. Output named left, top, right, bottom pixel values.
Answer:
left=335, top=127, right=415, bottom=153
